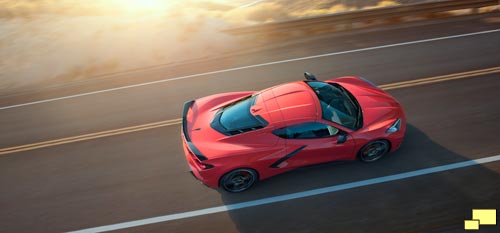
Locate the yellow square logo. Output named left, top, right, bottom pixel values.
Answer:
left=464, top=209, right=497, bottom=230
left=464, top=220, right=480, bottom=230
left=472, top=209, right=496, bottom=225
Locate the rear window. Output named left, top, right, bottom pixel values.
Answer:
left=211, top=95, right=268, bottom=135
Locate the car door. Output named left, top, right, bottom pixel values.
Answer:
left=271, top=122, right=355, bottom=168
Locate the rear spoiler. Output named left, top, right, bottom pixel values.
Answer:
left=182, top=100, right=208, bottom=161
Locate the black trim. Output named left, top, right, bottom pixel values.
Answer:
left=182, top=100, right=195, bottom=141
left=210, top=110, right=229, bottom=136
left=182, top=100, right=208, bottom=161
left=186, top=142, right=207, bottom=161
left=270, top=145, right=307, bottom=168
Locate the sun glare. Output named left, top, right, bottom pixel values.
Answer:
left=122, top=0, right=163, bottom=10
left=105, top=0, right=173, bottom=14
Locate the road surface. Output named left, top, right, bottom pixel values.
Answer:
left=0, top=13, right=499, bottom=233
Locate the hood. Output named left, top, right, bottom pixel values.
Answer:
left=332, top=76, right=403, bottom=130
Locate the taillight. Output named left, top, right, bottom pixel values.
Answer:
left=191, top=153, right=213, bottom=169
left=200, top=163, right=214, bottom=169
left=195, top=159, right=214, bottom=170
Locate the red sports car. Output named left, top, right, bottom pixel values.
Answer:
left=181, top=73, right=406, bottom=192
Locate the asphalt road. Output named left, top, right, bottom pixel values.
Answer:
left=1, top=13, right=500, bottom=233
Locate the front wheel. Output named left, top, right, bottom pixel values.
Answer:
left=358, top=140, right=390, bottom=162
left=220, top=168, right=258, bottom=193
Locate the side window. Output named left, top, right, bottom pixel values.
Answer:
left=273, top=122, right=339, bottom=139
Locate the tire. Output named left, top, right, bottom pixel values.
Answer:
left=220, top=168, right=258, bottom=193
left=358, top=140, right=390, bottom=162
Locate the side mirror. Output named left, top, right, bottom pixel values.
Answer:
left=337, top=134, right=348, bottom=144
left=304, top=72, right=317, bottom=81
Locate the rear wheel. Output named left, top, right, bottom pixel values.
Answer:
left=220, top=168, right=258, bottom=193
left=358, top=140, right=390, bottom=162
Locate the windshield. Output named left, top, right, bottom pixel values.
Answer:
left=306, top=81, right=362, bottom=129
left=217, top=95, right=267, bottom=134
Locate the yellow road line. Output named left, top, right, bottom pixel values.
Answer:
left=0, top=119, right=182, bottom=155
left=379, top=66, right=500, bottom=90
left=1, top=66, right=499, bottom=155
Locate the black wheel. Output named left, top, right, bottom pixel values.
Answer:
left=358, top=140, right=390, bottom=162
left=220, top=168, right=258, bottom=193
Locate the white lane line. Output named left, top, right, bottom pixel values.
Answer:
left=3, top=29, right=500, bottom=111
left=68, top=154, right=500, bottom=233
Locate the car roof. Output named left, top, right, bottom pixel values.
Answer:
left=254, top=81, right=320, bottom=128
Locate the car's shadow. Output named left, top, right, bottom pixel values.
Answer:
left=219, top=124, right=500, bottom=233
